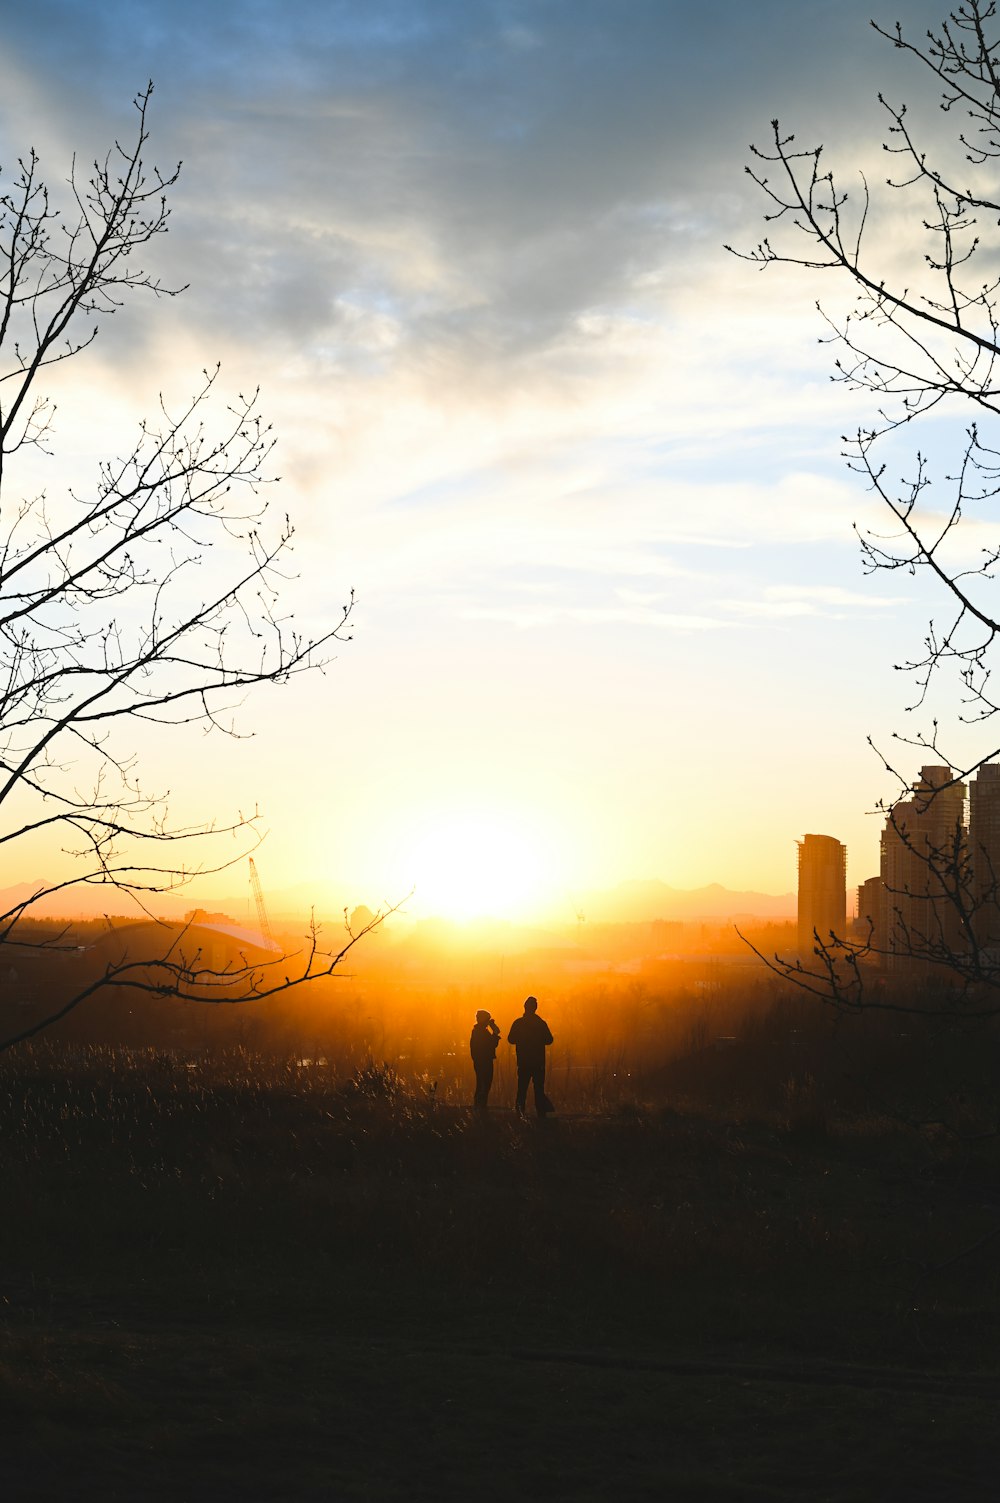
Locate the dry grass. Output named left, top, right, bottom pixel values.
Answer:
left=2, top=1025, right=1000, bottom=1499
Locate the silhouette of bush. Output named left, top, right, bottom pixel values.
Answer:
left=343, top=1057, right=406, bottom=1100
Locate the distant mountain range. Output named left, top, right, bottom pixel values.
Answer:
left=229, top=877, right=797, bottom=927
left=576, top=879, right=795, bottom=924
left=0, top=876, right=795, bottom=926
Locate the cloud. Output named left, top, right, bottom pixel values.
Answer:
left=459, top=600, right=727, bottom=632
left=0, top=0, right=950, bottom=384
left=722, top=583, right=902, bottom=620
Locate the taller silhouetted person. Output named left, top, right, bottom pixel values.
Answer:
left=507, top=995, right=554, bottom=1118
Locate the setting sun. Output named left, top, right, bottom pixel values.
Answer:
left=393, top=807, right=562, bottom=921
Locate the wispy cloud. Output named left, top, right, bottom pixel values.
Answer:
left=459, top=601, right=727, bottom=632
left=722, top=584, right=903, bottom=619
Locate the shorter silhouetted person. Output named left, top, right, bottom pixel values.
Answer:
left=470, top=1009, right=501, bottom=1111
left=507, top=995, right=554, bottom=1118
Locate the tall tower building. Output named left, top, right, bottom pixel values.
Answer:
left=880, top=764, right=967, bottom=970
left=856, top=875, right=884, bottom=950
left=797, top=834, right=847, bottom=955
left=969, top=761, right=1000, bottom=947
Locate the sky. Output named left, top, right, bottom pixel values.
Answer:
left=0, top=0, right=979, bottom=923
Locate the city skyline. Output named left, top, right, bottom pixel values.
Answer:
left=798, top=758, right=1000, bottom=974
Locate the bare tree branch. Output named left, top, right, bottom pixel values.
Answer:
left=0, top=84, right=362, bottom=1047
left=733, top=5, right=1000, bottom=1013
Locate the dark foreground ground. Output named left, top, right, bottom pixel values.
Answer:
left=1, top=1046, right=999, bottom=1501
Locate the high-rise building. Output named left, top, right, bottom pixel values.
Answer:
left=856, top=875, right=883, bottom=949
left=969, top=761, right=1000, bottom=947
left=880, top=764, right=967, bottom=970
left=797, top=834, right=847, bottom=955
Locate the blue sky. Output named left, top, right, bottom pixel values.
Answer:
left=0, top=0, right=972, bottom=917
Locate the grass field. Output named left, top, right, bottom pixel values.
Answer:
left=1, top=1040, right=999, bottom=1500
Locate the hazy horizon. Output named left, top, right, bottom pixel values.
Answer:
left=0, top=868, right=799, bottom=930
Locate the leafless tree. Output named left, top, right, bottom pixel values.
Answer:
left=730, top=4, right=1000, bottom=1012
left=0, top=85, right=376, bottom=1050
left=730, top=3, right=1000, bottom=756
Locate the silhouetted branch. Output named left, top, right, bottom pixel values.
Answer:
left=731, top=3, right=1000, bottom=725
left=732, top=6, right=1000, bottom=1014
left=0, top=897, right=405, bottom=1055
left=0, top=84, right=358, bottom=1042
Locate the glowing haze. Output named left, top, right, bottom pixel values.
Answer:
left=0, top=1, right=960, bottom=923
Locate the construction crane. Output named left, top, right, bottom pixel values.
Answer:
left=248, top=856, right=276, bottom=949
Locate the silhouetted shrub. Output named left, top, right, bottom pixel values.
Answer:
left=344, top=1057, right=406, bottom=1100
